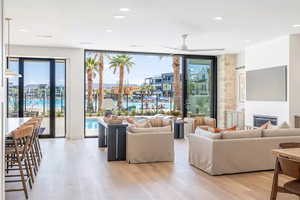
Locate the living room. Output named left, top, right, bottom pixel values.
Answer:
left=1, top=0, right=300, bottom=200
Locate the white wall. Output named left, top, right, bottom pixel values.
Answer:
left=289, top=34, right=300, bottom=127
left=10, top=45, right=85, bottom=139
left=245, top=36, right=290, bottom=126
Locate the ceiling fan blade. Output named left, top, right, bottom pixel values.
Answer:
left=183, top=48, right=225, bottom=52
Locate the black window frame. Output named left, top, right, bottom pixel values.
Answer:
left=6, top=57, right=67, bottom=138
left=84, top=49, right=218, bottom=138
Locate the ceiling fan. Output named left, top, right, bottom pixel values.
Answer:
left=163, top=34, right=225, bottom=52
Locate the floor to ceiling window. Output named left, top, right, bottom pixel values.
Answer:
left=84, top=50, right=217, bottom=137
left=7, top=57, right=66, bottom=138
left=84, top=50, right=183, bottom=137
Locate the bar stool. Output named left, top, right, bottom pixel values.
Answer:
left=5, top=125, right=35, bottom=199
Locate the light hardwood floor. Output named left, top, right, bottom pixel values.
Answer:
left=5, top=138, right=298, bottom=200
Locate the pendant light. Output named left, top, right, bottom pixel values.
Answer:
left=4, top=17, right=21, bottom=78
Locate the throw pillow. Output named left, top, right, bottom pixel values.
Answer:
left=150, top=118, right=163, bottom=127
left=259, top=121, right=272, bottom=129
left=199, top=127, right=209, bottom=131
left=223, top=126, right=238, bottom=132
left=162, top=119, right=171, bottom=127
left=279, top=121, right=290, bottom=129
left=208, top=126, right=237, bottom=133
left=126, top=117, right=135, bottom=124
left=134, top=120, right=151, bottom=128
left=208, top=127, right=223, bottom=133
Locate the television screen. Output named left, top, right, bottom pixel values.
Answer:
left=246, top=66, right=287, bottom=101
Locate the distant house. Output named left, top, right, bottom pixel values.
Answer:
left=144, top=72, right=182, bottom=97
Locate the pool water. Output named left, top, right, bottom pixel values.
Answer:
left=85, top=117, right=148, bottom=130
left=86, top=118, right=99, bottom=130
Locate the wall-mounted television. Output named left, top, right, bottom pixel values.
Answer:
left=246, top=66, right=287, bottom=101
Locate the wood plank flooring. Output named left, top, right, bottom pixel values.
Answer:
left=5, top=138, right=298, bottom=200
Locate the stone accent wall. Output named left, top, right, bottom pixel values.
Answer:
left=217, top=54, right=237, bottom=128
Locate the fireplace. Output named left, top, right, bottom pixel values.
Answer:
left=253, top=115, right=278, bottom=127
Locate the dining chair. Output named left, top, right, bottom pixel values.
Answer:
left=270, top=143, right=300, bottom=200
left=5, top=125, right=35, bottom=199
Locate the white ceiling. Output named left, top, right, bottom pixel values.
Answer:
left=5, top=0, right=300, bottom=55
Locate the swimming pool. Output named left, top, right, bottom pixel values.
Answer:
left=86, top=118, right=99, bottom=130
left=85, top=117, right=149, bottom=130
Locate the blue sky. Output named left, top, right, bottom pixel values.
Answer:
left=9, top=60, right=65, bottom=86
left=89, top=53, right=178, bottom=85
left=9, top=54, right=179, bottom=86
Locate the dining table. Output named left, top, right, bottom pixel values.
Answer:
left=272, top=148, right=300, bottom=162
left=5, top=117, right=32, bottom=137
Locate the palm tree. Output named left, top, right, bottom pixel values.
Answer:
left=86, top=56, right=99, bottom=112
left=108, top=55, right=135, bottom=110
left=172, top=56, right=181, bottom=111
left=97, top=53, right=104, bottom=112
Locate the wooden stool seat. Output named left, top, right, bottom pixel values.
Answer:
left=284, top=180, right=300, bottom=195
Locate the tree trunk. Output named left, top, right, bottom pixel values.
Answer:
left=117, top=65, right=124, bottom=109
left=87, top=68, right=93, bottom=112
left=98, top=54, right=104, bottom=112
left=172, top=56, right=181, bottom=111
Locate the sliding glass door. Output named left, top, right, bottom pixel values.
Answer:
left=183, top=56, right=217, bottom=118
left=23, top=59, right=51, bottom=136
left=7, top=57, right=66, bottom=138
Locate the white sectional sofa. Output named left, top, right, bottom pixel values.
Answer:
left=189, top=128, right=300, bottom=175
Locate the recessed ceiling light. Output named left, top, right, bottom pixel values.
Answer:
left=106, top=29, right=112, bottom=33
left=79, top=42, right=93, bottom=45
left=130, top=45, right=143, bottom=47
left=245, top=40, right=251, bottom=43
left=19, top=29, right=29, bottom=32
left=36, top=35, right=52, bottom=38
left=120, top=8, right=130, bottom=12
left=114, top=15, right=125, bottom=19
left=292, top=24, right=300, bottom=28
left=213, top=17, right=223, bottom=21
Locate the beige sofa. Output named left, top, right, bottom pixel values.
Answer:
left=127, top=126, right=174, bottom=164
left=189, top=128, right=300, bottom=175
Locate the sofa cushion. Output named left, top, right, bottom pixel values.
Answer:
left=222, top=129, right=262, bottom=139
left=262, top=128, right=300, bottom=137
left=195, top=127, right=221, bottom=139
left=128, top=125, right=171, bottom=134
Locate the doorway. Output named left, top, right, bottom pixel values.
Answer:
left=182, top=55, right=217, bottom=118
left=7, top=57, right=66, bottom=138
